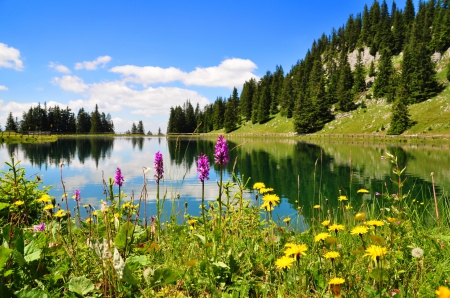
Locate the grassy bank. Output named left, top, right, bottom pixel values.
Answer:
left=1, top=139, right=449, bottom=297
left=0, top=132, right=57, bottom=144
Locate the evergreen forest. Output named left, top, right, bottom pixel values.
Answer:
left=4, top=104, right=114, bottom=134
left=167, top=0, right=450, bottom=135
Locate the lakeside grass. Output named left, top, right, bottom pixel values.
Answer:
left=1, top=139, right=450, bottom=297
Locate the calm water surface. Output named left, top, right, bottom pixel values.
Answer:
left=1, top=137, right=449, bottom=222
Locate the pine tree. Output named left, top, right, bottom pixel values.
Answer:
left=336, top=53, right=355, bottom=111
left=270, top=65, right=284, bottom=114
left=131, top=123, right=137, bottom=134
left=223, top=97, right=238, bottom=133
left=240, top=79, right=256, bottom=121
left=137, top=120, right=144, bottom=134
left=5, top=112, right=17, bottom=132
left=353, top=51, right=366, bottom=93
left=359, top=4, right=371, bottom=46
left=212, top=97, right=225, bottom=130
left=373, top=48, right=394, bottom=99
left=387, top=87, right=412, bottom=135
left=368, top=60, right=376, bottom=77
left=90, top=104, right=101, bottom=134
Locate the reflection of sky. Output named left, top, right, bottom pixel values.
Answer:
left=0, top=138, right=295, bottom=225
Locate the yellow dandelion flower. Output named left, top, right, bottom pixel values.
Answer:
left=355, top=212, right=366, bottom=220
left=92, top=211, right=98, bottom=216
left=345, top=205, right=352, bottom=210
left=338, top=196, right=348, bottom=201
left=85, top=218, right=93, bottom=223
left=54, top=210, right=65, bottom=218
left=351, top=226, right=369, bottom=235
left=313, top=205, right=320, bottom=209
left=283, top=217, right=291, bottom=224
left=357, top=189, right=369, bottom=193
left=259, top=187, right=274, bottom=194
left=328, top=277, right=345, bottom=285
left=364, top=245, right=388, bottom=261
left=315, top=232, right=331, bottom=242
left=275, top=256, right=295, bottom=270
left=365, top=220, right=385, bottom=227
left=253, top=182, right=265, bottom=190
left=43, top=204, right=54, bottom=211
left=284, top=243, right=308, bottom=259
left=387, top=217, right=397, bottom=223
left=328, top=224, right=345, bottom=233
left=262, top=194, right=280, bottom=205
left=122, top=202, right=132, bottom=209
left=61, top=193, right=68, bottom=198
left=321, top=220, right=330, bottom=227
left=14, top=200, right=25, bottom=206
left=83, top=204, right=89, bottom=208
left=37, top=194, right=52, bottom=203
left=436, top=286, right=450, bottom=297
left=324, top=251, right=340, bottom=259
left=260, top=201, right=275, bottom=211
left=114, top=213, right=120, bottom=218
left=187, top=219, right=198, bottom=226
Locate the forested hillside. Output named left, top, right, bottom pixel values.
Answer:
left=168, top=0, right=450, bottom=135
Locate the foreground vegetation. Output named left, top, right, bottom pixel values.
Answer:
left=1, top=136, right=450, bottom=297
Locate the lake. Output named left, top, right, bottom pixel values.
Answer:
left=1, top=136, right=449, bottom=223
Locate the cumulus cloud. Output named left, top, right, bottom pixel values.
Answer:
left=0, top=85, right=8, bottom=91
left=0, top=43, right=23, bottom=70
left=49, top=62, right=71, bottom=73
left=110, top=58, right=259, bottom=89
left=52, top=75, right=88, bottom=93
left=75, top=55, right=111, bottom=70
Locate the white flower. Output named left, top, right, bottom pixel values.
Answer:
left=411, top=247, right=424, bottom=258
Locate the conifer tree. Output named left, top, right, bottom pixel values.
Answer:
left=223, top=97, right=238, bottom=133
left=387, top=87, right=412, bottom=135
left=373, top=48, right=394, bottom=100
left=270, top=65, right=284, bottom=114
left=90, top=104, right=101, bottom=134
left=336, top=53, right=355, bottom=111
left=5, top=112, right=17, bottom=132
left=280, top=73, right=294, bottom=118
left=353, top=51, right=366, bottom=93
left=368, top=60, right=376, bottom=77
left=239, top=79, right=255, bottom=121
left=359, top=4, right=371, bottom=46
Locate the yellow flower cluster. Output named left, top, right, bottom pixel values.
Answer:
left=275, top=255, right=295, bottom=270
left=260, top=193, right=280, bottom=211
left=364, top=245, right=388, bottom=261
left=252, top=182, right=265, bottom=190
left=284, top=243, right=307, bottom=260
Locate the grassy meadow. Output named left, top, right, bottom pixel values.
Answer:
left=1, top=137, right=450, bottom=297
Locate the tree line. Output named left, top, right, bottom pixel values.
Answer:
left=4, top=104, right=114, bottom=134
left=167, top=0, right=449, bottom=135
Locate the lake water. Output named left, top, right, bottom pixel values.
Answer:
left=1, top=137, right=449, bottom=223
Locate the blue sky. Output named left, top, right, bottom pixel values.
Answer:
left=0, top=0, right=415, bottom=133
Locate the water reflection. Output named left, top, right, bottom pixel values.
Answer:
left=0, top=137, right=448, bottom=222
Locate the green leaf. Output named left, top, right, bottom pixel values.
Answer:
left=0, top=246, right=13, bottom=271
left=14, top=288, right=49, bottom=298
left=193, top=234, right=206, bottom=245
left=24, top=240, right=42, bottom=263
left=68, top=276, right=95, bottom=296
left=0, top=202, right=10, bottom=211
left=114, top=224, right=133, bottom=250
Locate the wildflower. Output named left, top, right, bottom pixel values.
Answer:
left=33, top=222, right=45, bottom=232
left=262, top=194, right=280, bottom=206
left=43, top=204, right=54, bottom=211
left=365, top=220, right=385, bottom=227
left=154, top=151, right=164, bottom=183
left=387, top=217, right=397, bottom=223
left=260, top=202, right=274, bottom=211
left=187, top=219, right=197, bottom=227
left=338, top=196, right=347, bottom=201
left=253, top=182, right=265, bottom=190
left=351, top=226, right=369, bottom=236
left=313, top=205, right=320, bottom=209
left=284, top=243, right=307, bottom=260
left=114, top=167, right=124, bottom=187
left=283, top=217, right=291, bottom=225
left=364, top=245, right=388, bottom=261
left=37, top=194, right=52, bottom=203
left=328, top=224, right=345, bottom=234
left=355, top=212, right=366, bottom=220
left=214, top=135, right=229, bottom=166
left=324, top=251, right=340, bottom=260
left=114, top=213, right=120, bottom=218
left=61, top=193, right=68, bottom=198
left=54, top=210, right=65, bottom=218
left=411, top=247, right=424, bottom=259
left=92, top=211, right=99, bottom=216
left=86, top=218, right=93, bottom=223
left=357, top=189, right=369, bottom=193
left=72, top=189, right=81, bottom=207
left=275, top=256, right=295, bottom=270
left=259, top=187, right=274, bottom=194
left=370, top=235, right=385, bottom=244
left=83, top=204, right=89, bottom=208
left=375, top=192, right=381, bottom=196
left=101, top=201, right=109, bottom=212
left=315, top=232, right=331, bottom=242
left=197, top=153, right=210, bottom=182
left=321, top=220, right=330, bottom=227
left=122, top=202, right=132, bottom=209
left=345, top=205, right=352, bottom=210
left=436, top=286, right=450, bottom=297
left=14, top=200, right=24, bottom=206
left=328, top=277, right=345, bottom=285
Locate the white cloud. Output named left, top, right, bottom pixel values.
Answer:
left=110, top=58, right=259, bottom=89
left=0, top=43, right=23, bottom=70
left=49, top=62, right=71, bottom=73
left=75, top=55, right=111, bottom=70
left=0, top=85, right=8, bottom=91
left=52, top=75, right=88, bottom=93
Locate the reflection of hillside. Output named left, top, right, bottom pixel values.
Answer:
left=15, top=138, right=114, bottom=168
